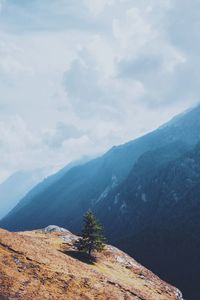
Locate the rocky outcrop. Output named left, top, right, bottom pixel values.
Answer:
left=0, top=227, right=183, bottom=300
left=42, top=225, right=71, bottom=233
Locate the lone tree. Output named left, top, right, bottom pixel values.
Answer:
left=75, top=210, right=106, bottom=257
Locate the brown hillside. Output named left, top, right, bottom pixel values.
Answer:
left=0, top=226, right=183, bottom=300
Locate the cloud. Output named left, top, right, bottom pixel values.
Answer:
left=0, top=116, right=37, bottom=180
left=0, top=0, right=199, bottom=181
left=113, top=7, right=157, bottom=59
left=84, top=0, right=115, bottom=16
left=0, top=0, right=5, bottom=12
left=0, top=0, right=105, bottom=32
left=167, top=0, right=200, bottom=54
left=43, top=122, right=84, bottom=148
left=63, top=46, right=145, bottom=122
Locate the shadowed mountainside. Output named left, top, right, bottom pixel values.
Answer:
left=96, top=141, right=200, bottom=300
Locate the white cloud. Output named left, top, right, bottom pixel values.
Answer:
left=43, top=122, right=84, bottom=148
left=113, top=7, right=157, bottom=58
left=0, top=34, right=33, bottom=78
left=0, top=116, right=37, bottom=180
left=84, top=0, right=115, bottom=16
left=0, top=0, right=199, bottom=181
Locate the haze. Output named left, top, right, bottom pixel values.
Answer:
left=0, top=0, right=199, bottom=181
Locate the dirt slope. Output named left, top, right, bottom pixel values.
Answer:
left=0, top=226, right=183, bottom=300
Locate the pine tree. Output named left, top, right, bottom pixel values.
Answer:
left=75, top=210, right=106, bottom=257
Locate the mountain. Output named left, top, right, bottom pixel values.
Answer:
left=0, top=169, right=48, bottom=220
left=0, top=226, right=183, bottom=300
left=0, top=159, right=85, bottom=221
left=1, top=104, right=200, bottom=299
left=6, top=157, right=90, bottom=219
left=94, top=140, right=191, bottom=238
left=2, top=105, right=200, bottom=232
left=96, top=141, right=200, bottom=300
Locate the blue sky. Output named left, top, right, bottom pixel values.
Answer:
left=0, top=0, right=199, bottom=181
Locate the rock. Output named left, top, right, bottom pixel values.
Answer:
left=60, top=235, right=78, bottom=243
left=42, top=225, right=69, bottom=233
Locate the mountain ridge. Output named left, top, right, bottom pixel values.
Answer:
left=0, top=169, right=49, bottom=220
left=2, top=104, right=200, bottom=232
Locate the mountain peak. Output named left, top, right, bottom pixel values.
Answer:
left=160, top=102, right=200, bottom=129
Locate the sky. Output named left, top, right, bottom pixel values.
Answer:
left=0, top=0, right=199, bottom=182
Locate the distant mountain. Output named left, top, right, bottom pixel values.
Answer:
left=0, top=169, right=48, bottom=220
left=1, top=104, right=200, bottom=300
left=2, top=157, right=89, bottom=220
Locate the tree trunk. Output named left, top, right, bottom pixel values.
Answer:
left=88, top=242, right=93, bottom=257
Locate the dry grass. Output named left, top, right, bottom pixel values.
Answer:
left=0, top=228, right=182, bottom=300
